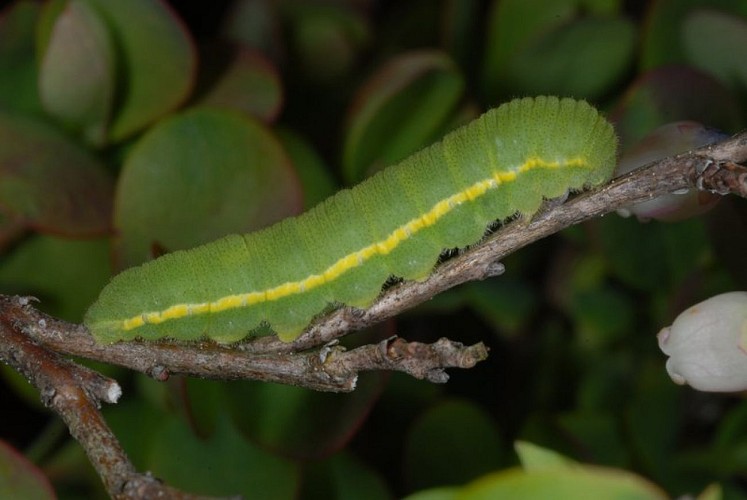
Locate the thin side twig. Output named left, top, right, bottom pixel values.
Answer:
left=323, top=337, right=490, bottom=384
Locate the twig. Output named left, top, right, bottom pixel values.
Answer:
left=323, top=337, right=489, bottom=384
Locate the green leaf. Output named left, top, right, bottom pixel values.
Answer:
left=301, top=452, right=391, bottom=500
left=483, top=0, right=577, bottom=100
left=555, top=413, right=630, bottom=467
left=128, top=376, right=228, bottom=440
left=482, top=0, right=627, bottom=100
left=114, top=107, right=303, bottom=267
left=697, top=483, right=722, bottom=500
left=459, top=466, right=667, bottom=499
left=404, top=399, right=503, bottom=490
left=0, top=235, right=110, bottom=321
left=221, top=0, right=281, bottom=61
left=598, top=216, right=711, bottom=293
left=0, top=440, right=55, bottom=500
left=342, top=51, right=464, bottom=183
left=0, top=0, right=42, bottom=114
left=463, top=280, right=537, bottom=337
left=284, top=2, right=370, bottom=82
left=441, top=0, right=482, bottom=75
left=81, top=0, right=196, bottom=141
left=499, top=17, right=635, bottom=99
left=276, top=127, right=337, bottom=209
left=403, top=487, right=458, bottom=500
left=640, top=0, right=747, bottom=70
left=0, top=112, right=113, bottom=236
left=107, top=396, right=299, bottom=497
left=611, top=66, right=742, bottom=149
left=38, top=0, right=115, bottom=145
left=226, top=375, right=384, bottom=460
left=570, top=287, right=635, bottom=349
left=625, top=363, right=682, bottom=489
left=0, top=364, right=44, bottom=410
left=194, top=42, right=283, bottom=123
left=713, top=401, right=747, bottom=451
left=103, top=398, right=165, bottom=472
left=147, top=415, right=298, bottom=498
left=515, top=441, right=577, bottom=472
left=682, top=9, right=747, bottom=91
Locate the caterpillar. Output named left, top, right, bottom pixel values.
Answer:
left=85, top=96, right=617, bottom=343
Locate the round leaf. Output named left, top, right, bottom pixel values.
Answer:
left=82, top=0, right=197, bottom=141
left=276, top=127, right=337, bottom=209
left=0, top=0, right=42, bottom=114
left=640, top=0, right=747, bottom=70
left=0, top=112, right=113, bottom=236
left=284, top=2, right=369, bottom=82
left=460, top=467, right=667, bottom=499
left=225, top=375, right=384, bottom=460
left=115, top=107, right=303, bottom=267
left=0, top=440, right=55, bottom=500
left=198, top=45, right=283, bottom=122
left=194, top=42, right=283, bottom=123
left=147, top=416, right=299, bottom=497
left=342, top=51, right=464, bottom=183
left=404, top=400, right=503, bottom=490
left=300, top=452, right=391, bottom=500
left=499, top=17, right=635, bottom=99
left=404, top=488, right=458, bottom=500
left=0, top=235, right=110, bottom=321
left=483, top=0, right=578, bottom=100
left=38, top=0, right=115, bottom=145
left=683, top=8, right=747, bottom=91
left=482, top=0, right=626, bottom=100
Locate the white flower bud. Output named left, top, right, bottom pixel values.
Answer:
left=657, top=292, right=747, bottom=392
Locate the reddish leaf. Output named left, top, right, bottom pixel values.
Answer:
left=194, top=42, right=283, bottom=123
left=0, top=112, right=113, bottom=236
left=83, top=0, right=197, bottom=142
left=0, top=440, right=55, bottom=500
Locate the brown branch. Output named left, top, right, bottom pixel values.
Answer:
left=3, top=296, right=485, bottom=392
left=10, top=131, right=747, bottom=385
left=0, top=298, right=229, bottom=499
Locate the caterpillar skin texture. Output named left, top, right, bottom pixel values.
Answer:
left=85, top=96, right=617, bottom=343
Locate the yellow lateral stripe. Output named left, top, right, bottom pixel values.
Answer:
left=121, top=156, right=588, bottom=331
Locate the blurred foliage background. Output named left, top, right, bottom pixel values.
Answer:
left=0, top=0, right=746, bottom=498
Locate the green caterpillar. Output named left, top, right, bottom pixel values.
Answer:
left=85, top=96, right=617, bottom=343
